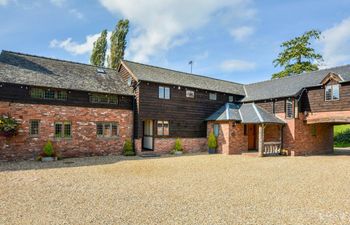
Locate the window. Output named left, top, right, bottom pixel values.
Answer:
left=294, top=99, right=299, bottom=118
left=96, top=122, right=118, bottom=137
left=54, top=122, right=72, bottom=138
left=213, top=124, right=219, bottom=137
left=325, top=84, right=340, bottom=101
left=186, top=90, right=195, bottom=98
left=157, top=121, right=169, bottom=136
left=311, top=124, right=317, bottom=136
left=159, top=86, right=170, bottom=99
left=285, top=99, right=293, bottom=118
left=228, top=96, right=234, bottom=102
left=209, top=93, right=217, bottom=100
left=29, top=120, right=40, bottom=136
left=30, top=88, right=67, bottom=101
left=90, top=93, right=118, bottom=104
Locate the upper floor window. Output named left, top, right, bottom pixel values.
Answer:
left=54, top=121, right=72, bottom=139
left=159, top=86, right=170, bottom=99
left=157, top=120, right=169, bottom=136
left=30, top=88, right=67, bottom=101
left=325, top=84, right=340, bottom=101
left=186, top=90, right=195, bottom=98
left=228, top=96, right=234, bottom=102
left=209, top=93, right=217, bottom=100
left=96, top=122, right=118, bottom=138
left=286, top=99, right=293, bottom=118
left=90, top=93, right=118, bottom=104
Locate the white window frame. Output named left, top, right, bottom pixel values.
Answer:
left=159, top=86, right=170, bottom=99
left=325, top=84, right=340, bottom=101
left=157, top=120, right=169, bottom=136
left=186, top=90, right=195, bottom=98
left=213, top=124, right=220, bottom=137
left=96, top=122, right=118, bottom=138
left=285, top=99, right=293, bottom=119
left=209, top=93, right=217, bottom=100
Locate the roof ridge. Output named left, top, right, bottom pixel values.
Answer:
left=252, top=103, right=263, bottom=122
left=1, top=50, right=115, bottom=71
left=245, top=64, right=350, bottom=86
left=122, top=59, right=244, bottom=86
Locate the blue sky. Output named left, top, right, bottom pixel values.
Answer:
left=1, top=0, right=350, bottom=84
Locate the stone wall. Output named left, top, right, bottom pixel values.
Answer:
left=0, top=101, right=133, bottom=161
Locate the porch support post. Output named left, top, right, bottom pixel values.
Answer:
left=280, top=125, right=283, bottom=150
left=258, top=124, right=265, bottom=157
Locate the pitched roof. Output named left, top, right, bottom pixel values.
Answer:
left=242, top=65, right=350, bottom=102
left=0, top=51, right=133, bottom=95
left=206, top=103, right=285, bottom=124
left=122, top=60, right=245, bottom=96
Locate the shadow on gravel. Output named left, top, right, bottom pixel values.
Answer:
left=0, top=152, right=208, bottom=172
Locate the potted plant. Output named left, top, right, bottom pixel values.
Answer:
left=123, top=139, right=135, bottom=156
left=208, top=132, right=217, bottom=154
left=38, top=140, right=59, bottom=162
left=0, top=115, right=19, bottom=138
left=172, top=138, right=183, bottom=155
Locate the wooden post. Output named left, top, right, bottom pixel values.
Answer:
left=280, top=125, right=283, bottom=150
left=258, top=124, right=265, bottom=157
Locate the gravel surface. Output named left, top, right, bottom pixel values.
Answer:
left=1, top=153, right=350, bottom=225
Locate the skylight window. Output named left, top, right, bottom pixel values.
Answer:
left=96, top=68, right=106, bottom=74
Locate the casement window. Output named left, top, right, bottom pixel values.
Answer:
left=159, top=86, right=170, bottom=99
left=209, top=93, right=217, bottom=100
left=157, top=120, right=169, bottom=136
left=30, top=88, right=67, bottom=101
left=96, top=122, right=118, bottom=137
left=213, top=124, right=220, bottom=137
left=325, top=84, right=340, bottom=101
left=228, top=96, right=234, bottom=102
left=54, top=121, right=72, bottom=138
left=311, top=124, right=317, bottom=136
left=186, top=90, right=195, bottom=98
left=90, top=93, right=118, bottom=104
left=285, top=99, right=293, bottom=118
left=29, top=120, right=40, bottom=136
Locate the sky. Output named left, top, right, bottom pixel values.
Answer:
left=0, top=0, right=350, bottom=84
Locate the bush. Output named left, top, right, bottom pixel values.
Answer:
left=174, top=138, right=183, bottom=152
left=43, top=140, right=54, bottom=157
left=208, top=132, right=217, bottom=149
left=334, top=129, right=350, bottom=147
left=123, top=139, right=135, bottom=156
left=0, top=115, right=19, bottom=138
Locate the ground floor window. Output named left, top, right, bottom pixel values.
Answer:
left=96, top=122, right=118, bottom=137
left=55, top=121, right=72, bottom=138
left=213, top=124, right=219, bottom=137
left=29, top=120, right=40, bottom=136
left=157, top=121, right=169, bottom=136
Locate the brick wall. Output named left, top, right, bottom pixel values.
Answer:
left=0, top=101, right=133, bottom=161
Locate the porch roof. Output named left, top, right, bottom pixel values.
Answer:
left=206, top=103, right=285, bottom=124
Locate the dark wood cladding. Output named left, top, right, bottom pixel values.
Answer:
left=136, top=81, right=242, bottom=138
left=0, top=83, right=133, bottom=110
left=254, top=99, right=285, bottom=114
left=301, top=82, right=350, bottom=112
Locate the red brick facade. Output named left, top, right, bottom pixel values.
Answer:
left=0, top=101, right=133, bottom=161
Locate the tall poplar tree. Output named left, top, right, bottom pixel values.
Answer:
left=109, top=19, right=129, bottom=69
left=272, top=30, right=323, bottom=79
left=90, top=29, right=108, bottom=67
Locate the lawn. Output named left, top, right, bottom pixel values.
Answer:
left=1, top=154, right=350, bottom=224
left=334, top=124, right=350, bottom=147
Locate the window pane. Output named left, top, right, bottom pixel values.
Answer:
left=99, top=95, right=109, bottom=103
left=64, top=122, right=71, bottom=138
left=109, top=95, right=118, bottom=104
left=164, top=87, right=170, bottom=99
left=163, top=121, right=169, bottom=135
left=96, top=123, right=103, bottom=136
left=333, top=84, right=340, bottom=100
left=55, top=123, right=62, bottom=138
left=325, top=85, right=332, bottom=100
left=57, top=91, right=67, bottom=100
left=186, top=90, right=195, bottom=98
left=159, top=87, right=164, bottom=99
left=213, top=124, right=219, bottom=137
left=30, top=88, right=44, bottom=99
left=111, top=123, right=118, bottom=136
left=286, top=99, right=293, bottom=118
left=228, top=96, right=234, bottom=102
left=103, top=123, right=111, bottom=137
left=157, top=121, right=163, bottom=135
left=209, top=93, right=217, bottom=100
left=30, top=120, right=39, bottom=136
left=44, top=90, right=55, bottom=99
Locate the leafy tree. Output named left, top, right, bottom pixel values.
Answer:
left=272, top=30, right=323, bottom=79
left=109, top=19, right=129, bottom=69
left=90, top=29, right=108, bottom=67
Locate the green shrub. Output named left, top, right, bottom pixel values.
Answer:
left=43, top=140, right=54, bottom=157
left=208, top=132, right=217, bottom=149
left=174, top=138, right=183, bottom=152
left=0, top=115, right=19, bottom=138
left=334, top=129, right=350, bottom=147
left=123, top=139, right=135, bottom=156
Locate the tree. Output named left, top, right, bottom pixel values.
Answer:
left=90, top=29, right=108, bottom=67
left=109, top=19, right=129, bottom=69
left=272, top=30, right=323, bottom=79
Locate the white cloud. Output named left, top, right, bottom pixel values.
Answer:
left=230, top=26, right=255, bottom=41
left=0, top=0, right=10, bottom=6
left=50, top=0, right=66, bottom=7
left=69, top=9, right=84, bottom=20
left=98, top=0, right=256, bottom=63
left=50, top=32, right=111, bottom=55
left=319, top=17, right=350, bottom=68
left=220, top=59, right=256, bottom=72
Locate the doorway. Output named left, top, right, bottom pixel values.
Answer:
left=143, top=120, right=153, bottom=150
left=248, top=124, right=257, bottom=150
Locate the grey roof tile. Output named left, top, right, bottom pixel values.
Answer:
left=122, top=60, right=245, bottom=96
left=0, top=51, right=133, bottom=95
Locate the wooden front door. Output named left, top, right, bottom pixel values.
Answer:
left=248, top=124, right=256, bottom=150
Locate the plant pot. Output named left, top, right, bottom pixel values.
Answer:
left=41, top=157, right=57, bottom=162
left=174, top=151, right=183, bottom=155
left=208, top=148, right=216, bottom=154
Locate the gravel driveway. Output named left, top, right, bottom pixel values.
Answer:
left=1, top=153, right=350, bottom=224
